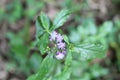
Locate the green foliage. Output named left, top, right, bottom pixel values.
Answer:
left=70, top=62, right=108, bottom=80
left=26, top=0, right=44, bottom=19
left=54, top=50, right=72, bottom=80
left=27, top=74, right=36, bottom=80
left=68, top=16, right=120, bottom=78
left=6, top=27, right=42, bottom=75
left=37, top=33, right=49, bottom=54
left=69, top=19, right=97, bottom=43
left=63, top=35, right=70, bottom=44
left=61, top=0, right=86, bottom=13
left=54, top=67, right=71, bottom=80
left=99, top=21, right=113, bottom=37
left=27, top=9, right=107, bottom=80
left=35, top=10, right=71, bottom=55
left=0, top=8, right=5, bottom=21
left=36, top=17, right=45, bottom=38
left=53, top=9, right=70, bottom=29
left=74, top=42, right=106, bottom=61
left=5, top=0, right=23, bottom=23
left=0, top=0, right=45, bottom=22
left=7, top=31, right=29, bottom=74
left=5, top=0, right=120, bottom=79
left=30, top=53, right=42, bottom=72
left=35, top=54, right=54, bottom=80
left=35, top=12, right=51, bottom=54
left=65, top=50, right=72, bottom=67
left=40, top=12, right=50, bottom=30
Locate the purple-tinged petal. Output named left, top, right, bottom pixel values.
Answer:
left=55, top=52, right=65, bottom=60
left=49, top=31, right=57, bottom=41
left=57, top=42, right=66, bottom=49
left=56, top=34, right=63, bottom=42
left=62, top=50, right=66, bottom=54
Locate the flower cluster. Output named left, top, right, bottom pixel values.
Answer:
left=50, top=31, right=66, bottom=60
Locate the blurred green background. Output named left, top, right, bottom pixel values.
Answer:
left=0, top=0, right=120, bottom=80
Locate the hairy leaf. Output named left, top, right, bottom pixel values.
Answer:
left=37, top=33, right=49, bottom=55
left=99, top=21, right=113, bottom=37
left=65, top=50, right=72, bottom=67
left=74, top=42, right=106, bottom=61
left=54, top=50, right=72, bottom=80
left=27, top=74, right=36, bottom=80
left=53, top=9, right=70, bottom=29
left=36, top=16, right=45, bottom=38
left=40, top=12, right=50, bottom=30
left=63, top=35, right=69, bottom=44
left=35, top=54, right=54, bottom=80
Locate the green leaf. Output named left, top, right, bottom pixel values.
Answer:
left=36, top=16, right=45, bottom=38
left=26, top=0, right=44, bottom=18
left=40, top=12, right=50, bottom=30
left=90, top=64, right=108, bottom=78
left=65, top=50, right=72, bottom=67
left=54, top=50, right=72, bottom=80
left=36, top=13, right=50, bottom=54
left=63, top=35, right=69, bottom=44
left=54, top=67, right=71, bottom=80
left=27, top=74, right=36, bottom=80
left=35, top=54, right=54, bottom=80
left=74, top=42, right=106, bottom=61
left=53, top=9, right=70, bottom=29
left=99, top=21, right=113, bottom=37
left=37, top=33, right=49, bottom=55
left=30, top=53, right=42, bottom=72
